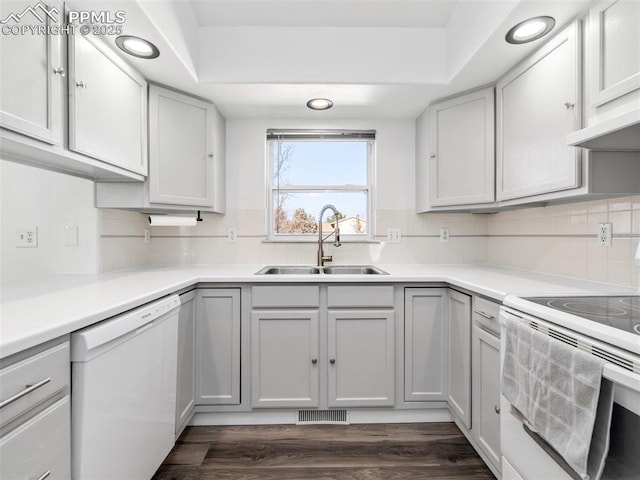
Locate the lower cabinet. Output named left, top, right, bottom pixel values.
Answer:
left=328, top=310, right=395, bottom=407
left=196, top=289, right=241, bottom=405
left=447, top=290, right=472, bottom=429
left=250, top=285, right=395, bottom=409
left=404, top=288, right=447, bottom=401
left=0, top=337, right=71, bottom=480
left=251, top=310, right=320, bottom=408
left=176, top=290, right=197, bottom=436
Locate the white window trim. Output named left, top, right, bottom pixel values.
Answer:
left=266, top=132, right=375, bottom=242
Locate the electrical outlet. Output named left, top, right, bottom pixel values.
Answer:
left=386, top=228, right=401, bottom=243
left=228, top=229, right=237, bottom=242
left=144, top=228, right=151, bottom=244
left=440, top=228, right=450, bottom=243
left=597, top=223, right=612, bottom=247
left=16, top=227, right=38, bottom=247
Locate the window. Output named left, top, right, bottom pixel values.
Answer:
left=267, top=129, right=375, bottom=241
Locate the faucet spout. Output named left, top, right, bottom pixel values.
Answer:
left=317, top=204, right=342, bottom=266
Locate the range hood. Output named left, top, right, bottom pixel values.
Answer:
left=567, top=109, right=640, bottom=151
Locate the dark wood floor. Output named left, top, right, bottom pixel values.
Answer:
left=152, top=422, right=496, bottom=479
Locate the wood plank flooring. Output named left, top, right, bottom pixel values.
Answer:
left=153, top=423, right=496, bottom=479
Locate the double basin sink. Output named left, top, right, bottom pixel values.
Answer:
left=256, top=265, right=388, bottom=275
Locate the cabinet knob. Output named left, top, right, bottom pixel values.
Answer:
left=429, top=153, right=436, bottom=158
left=494, top=405, right=501, bottom=414
left=208, top=153, right=214, bottom=158
left=563, top=102, right=575, bottom=110
left=52, top=67, right=65, bottom=77
left=76, top=81, right=87, bottom=89
left=311, top=358, right=317, bottom=364
left=329, top=358, right=336, bottom=364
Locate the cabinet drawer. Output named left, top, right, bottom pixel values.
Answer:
left=472, top=297, right=500, bottom=336
left=252, top=286, right=320, bottom=308
left=327, top=286, right=394, bottom=308
left=0, top=396, right=71, bottom=480
left=0, top=342, right=69, bottom=427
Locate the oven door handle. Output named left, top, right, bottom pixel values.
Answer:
left=603, top=364, right=640, bottom=392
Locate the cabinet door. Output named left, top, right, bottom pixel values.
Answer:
left=176, top=290, right=196, bottom=435
left=149, top=85, right=215, bottom=207
left=429, top=87, right=495, bottom=206
left=448, top=290, right=471, bottom=429
left=588, top=0, right=640, bottom=114
left=472, top=326, right=501, bottom=472
left=0, top=397, right=70, bottom=480
left=497, top=22, right=582, bottom=201
left=69, top=33, right=147, bottom=174
left=0, top=0, right=63, bottom=145
left=328, top=310, right=395, bottom=407
left=404, top=288, right=447, bottom=402
left=251, top=310, right=319, bottom=408
left=196, top=289, right=241, bottom=405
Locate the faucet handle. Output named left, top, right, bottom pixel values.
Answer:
left=322, top=255, right=333, bottom=264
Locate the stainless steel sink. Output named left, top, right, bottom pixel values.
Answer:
left=255, top=266, right=321, bottom=275
left=322, top=265, right=388, bottom=275
left=255, top=265, right=387, bottom=275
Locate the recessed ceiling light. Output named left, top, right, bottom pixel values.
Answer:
left=505, top=16, right=555, bottom=44
left=115, top=35, right=160, bottom=59
left=307, top=98, right=334, bottom=110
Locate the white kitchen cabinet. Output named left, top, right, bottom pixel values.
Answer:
left=149, top=85, right=215, bottom=207
left=176, top=290, right=196, bottom=436
left=96, top=85, right=226, bottom=212
left=68, top=32, right=147, bottom=175
left=404, top=288, right=447, bottom=402
left=471, top=296, right=501, bottom=476
left=448, top=289, right=472, bottom=429
left=328, top=309, right=395, bottom=407
left=0, top=0, right=64, bottom=145
left=0, top=337, right=70, bottom=480
left=251, top=310, right=320, bottom=408
left=497, top=22, right=582, bottom=201
left=427, top=87, right=495, bottom=207
left=587, top=0, right=640, bottom=122
left=196, top=289, right=241, bottom=405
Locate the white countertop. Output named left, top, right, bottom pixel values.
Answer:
left=1, top=264, right=635, bottom=359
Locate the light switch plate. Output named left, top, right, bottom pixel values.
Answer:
left=387, top=228, right=401, bottom=243
left=64, top=225, right=78, bottom=247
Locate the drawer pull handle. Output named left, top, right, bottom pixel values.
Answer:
left=0, top=377, right=51, bottom=409
left=311, top=358, right=318, bottom=364
left=474, top=310, right=495, bottom=320
left=36, top=471, right=51, bottom=480
left=494, top=405, right=501, bottom=414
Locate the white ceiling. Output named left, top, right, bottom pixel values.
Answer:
left=79, top=0, right=595, bottom=119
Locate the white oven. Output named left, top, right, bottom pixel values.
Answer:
left=499, top=306, right=640, bottom=480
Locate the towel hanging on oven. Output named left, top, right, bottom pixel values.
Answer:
left=501, top=317, right=614, bottom=480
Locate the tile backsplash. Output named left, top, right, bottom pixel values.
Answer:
left=100, top=197, right=640, bottom=288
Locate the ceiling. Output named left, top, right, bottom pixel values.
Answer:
left=75, top=0, right=595, bottom=119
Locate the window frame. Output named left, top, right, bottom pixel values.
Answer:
left=266, top=130, right=375, bottom=242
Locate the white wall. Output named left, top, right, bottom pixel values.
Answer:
left=1, top=160, right=99, bottom=287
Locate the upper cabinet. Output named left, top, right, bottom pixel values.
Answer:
left=0, top=0, right=63, bottom=145
left=568, top=0, right=640, bottom=150
left=416, top=86, right=495, bottom=212
left=428, top=87, right=495, bottom=208
left=96, top=84, right=227, bottom=213
left=496, top=22, right=582, bottom=202
left=149, top=85, right=214, bottom=207
left=68, top=33, right=147, bottom=176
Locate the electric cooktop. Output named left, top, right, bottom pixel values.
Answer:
left=525, top=296, right=640, bottom=336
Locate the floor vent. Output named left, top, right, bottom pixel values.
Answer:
left=297, top=409, right=349, bottom=425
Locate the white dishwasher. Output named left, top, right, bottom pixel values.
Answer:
left=70, top=295, right=180, bottom=480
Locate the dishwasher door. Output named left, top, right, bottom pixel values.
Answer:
left=71, top=295, right=180, bottom=480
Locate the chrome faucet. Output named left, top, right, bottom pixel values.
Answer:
left=317, top=204, right=342, bottom=266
